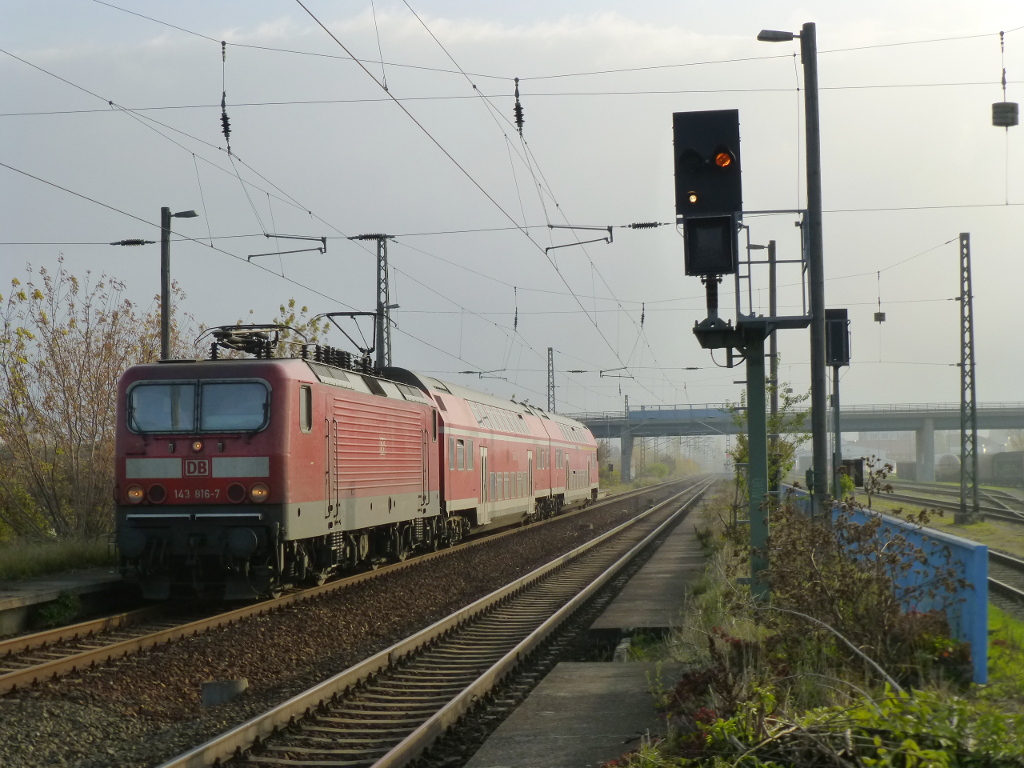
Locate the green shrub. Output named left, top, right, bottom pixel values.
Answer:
left=32, top=591, right=82, bottom=629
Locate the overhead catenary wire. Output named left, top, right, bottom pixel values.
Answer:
left=0, top=154, right=592, bottom=406
left=297, top=0, right=674, bottom=405
left=75, top=0, right=978, bottom=405
left=86, top=0, right=1024, bottom=84
left=10, top=77, right=1024, bottom=120
left=1, top=8, right=669, bottom=409
left=14, top=6, right=1007, bottom=409
left=369, top=0, right=389, bottom=91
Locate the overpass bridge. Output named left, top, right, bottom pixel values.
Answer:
left=569, top=402, right=1024, bottom=482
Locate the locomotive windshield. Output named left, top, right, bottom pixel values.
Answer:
left=199, top=382, right=269, bottom=431
left=130, top=383, right=196, bottom=432
left=128, top=380, right=269, bottom=433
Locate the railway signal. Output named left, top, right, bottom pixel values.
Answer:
left=673, top=109, right=742, bottom=276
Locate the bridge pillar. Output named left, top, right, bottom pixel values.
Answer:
left=916, top=418, right=935, bottom=482
left=620, top=433, right=634, bottom=483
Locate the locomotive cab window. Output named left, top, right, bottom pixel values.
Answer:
left=127, top=379, right=270, bottom=434
left=200, top=382, right=270, bottom=432
left=128, top=382, right=196, bottom=432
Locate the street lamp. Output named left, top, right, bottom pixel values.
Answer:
left=113, top=207, right=198, bottom=360
left=161, top=208, right=198, bottom=360
left=758, top=22, right=829, bottom=513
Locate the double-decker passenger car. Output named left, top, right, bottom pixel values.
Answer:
left=115, top=326, right=598, bottom=598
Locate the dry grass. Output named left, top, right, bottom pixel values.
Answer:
left=868, top=494, right=1024, bottom=558
left=0, top=538, right=114, bottom=581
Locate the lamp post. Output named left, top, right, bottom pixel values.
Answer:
left=758, top=23, right=828, bottom=513
left=112, top=207, right=198, bottom=360
left=160, top=208, right=198, bottom=360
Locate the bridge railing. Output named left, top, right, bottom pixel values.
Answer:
left=565, top=403, right=734, bottom=421
left=841, top=402, right=1024, bottom=413
left=568, top=402, right=1024, bottom=422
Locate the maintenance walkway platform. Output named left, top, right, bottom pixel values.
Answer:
left=466, top=506, right=707, bottom=768
left=0, top=567, right=130, bottom=636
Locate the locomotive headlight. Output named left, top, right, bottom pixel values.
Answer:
left=126, top=485, right=145, bottom=504
left=191, top=440, right=204, bottom=453
left=249, top=483, right=269, bottom=503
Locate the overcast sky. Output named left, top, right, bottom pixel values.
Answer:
left=1, top=1, right=1022, bottom=415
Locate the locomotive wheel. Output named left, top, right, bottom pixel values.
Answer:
left=423, top=520, right=440, bottom=551
left=356, top=533, right=371, bottom=563
left=395, top=526, right=414, bottom=562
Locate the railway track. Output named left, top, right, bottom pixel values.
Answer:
left=0, top=478, right=696, bottom=698
left=889, top=481, right=1024, bottom=518
left=864, top=486, right=1024, bottom=607
left=156, top=478, right=713, bottom=768
left=988, top=550, right=1024, bottom=605
left=883, top=489, right=1024, bottom=524
left=0, top=604, right=212, bottom=694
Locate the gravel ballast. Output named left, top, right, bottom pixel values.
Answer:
left=0, top=484, right=688, bottom=768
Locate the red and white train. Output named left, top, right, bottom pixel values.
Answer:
left=115, top=326, right=599, bottom=598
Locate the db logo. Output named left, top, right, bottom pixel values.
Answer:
left=185, top=459, right=210, bottom=477
left=379, top=437, right=387, bottom=456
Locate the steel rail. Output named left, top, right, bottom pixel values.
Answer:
left=371, top=479, right=713, bottom=768
left=0, top=605, right=165, bottom=657
left=882, top=491, right=1024, bottom=524
left=890, top=481, right=1022, bottom=512
left=868, top=491, right=1024, bottom=604
left=0, top=477, right=695, bottom=696
left=155, top=478, right=713, bottom=768
left=988, top=550, right=1024, bottom=605
left=989, top=578, right=1024, bottom=603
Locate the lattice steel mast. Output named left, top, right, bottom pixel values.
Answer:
left=547, top=347, right=556, bottom=412
left=958, top=233, right=980, bottom=522
left=347, top=234, right=396, bottom=369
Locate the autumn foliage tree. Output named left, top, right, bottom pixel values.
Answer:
left=0, top=260, right=196, bottom=540
left=729, top=379, right=810, bottom=494
left=220, top=298, right=330, bottom=359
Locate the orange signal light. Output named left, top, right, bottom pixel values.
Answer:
left=714, top=151, right=732, bottom=168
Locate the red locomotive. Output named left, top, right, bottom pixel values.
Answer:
left=115, top=325, right=599, bottom=598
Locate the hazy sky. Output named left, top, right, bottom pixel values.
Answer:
left=1, top=1, right=1022, bottom=414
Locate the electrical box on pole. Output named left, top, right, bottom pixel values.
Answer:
left=825, top=308, right=850, bottom=367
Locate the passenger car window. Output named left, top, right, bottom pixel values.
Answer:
left=299, top=385, right=312, bottom=433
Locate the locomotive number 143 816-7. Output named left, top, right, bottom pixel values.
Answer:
left=173, top=488, right=222, bottom=500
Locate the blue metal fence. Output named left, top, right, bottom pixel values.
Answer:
left=841, top=507, right=988, bottom=684
left=786, top=489, right=988, bottom=684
